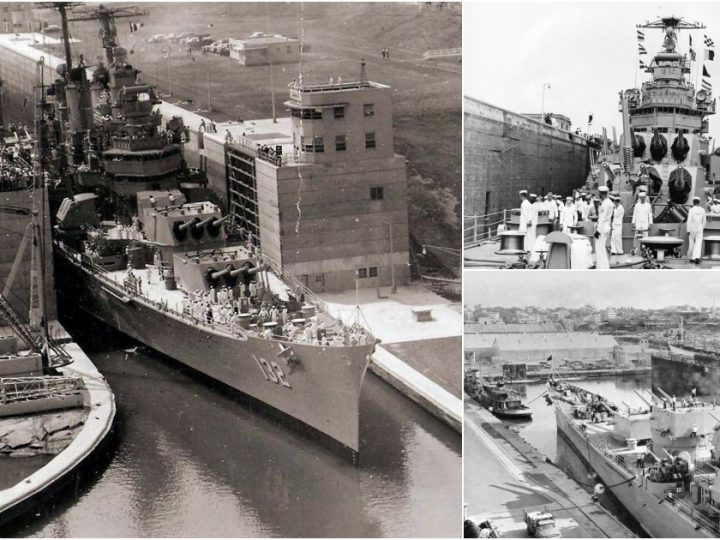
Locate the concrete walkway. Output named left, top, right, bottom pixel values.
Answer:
left=465, top=398, right=634, bottom=538
left=322, top=285, right=462, bottom=432
left=0, top=340, right=115, bottom=524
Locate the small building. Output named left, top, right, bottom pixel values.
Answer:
left=229, top=33, right=300, bottom=66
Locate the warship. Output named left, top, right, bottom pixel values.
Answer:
left=651, top=317, right=720, bottom=399
left=42, top=5, right=375, bottom=456
left=556, top=385, right=720, bottom=537
left=465, top=15, right=720, bottom=270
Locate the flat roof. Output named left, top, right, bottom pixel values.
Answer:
left=0, top=32, right=80, bottom=72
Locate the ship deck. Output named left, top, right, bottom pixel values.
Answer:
left=58, top=240, right=367, bottom=348
left=464, top=239, right=645, bottom=269
left=559, top=402, right=720, bottom=536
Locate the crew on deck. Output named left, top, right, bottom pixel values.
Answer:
left=594, top=186, right=613, bottom=269
left=687, top=195, right=707, bottom=264
left=518, top=190, right=533, bottom=251
left=610, top=192, right=625, bottom=256
left=632, top=188, right=653, bottom=254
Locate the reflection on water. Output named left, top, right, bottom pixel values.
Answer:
left=502, top=376, right=652, bottom=538
left=5, top=316, right=460, bottom=538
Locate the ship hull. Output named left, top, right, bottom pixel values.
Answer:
left=651, top=353, right=720, bottom=399
left=54, top=249, right=372, bottom=455
left=555, top=406, right=712, bottom=538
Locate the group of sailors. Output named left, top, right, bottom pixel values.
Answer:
left=517, top=184, right=706, bottom=267
left=0, top=150, right=32, bottom=189
left=178, top=283, right=354, bottom=346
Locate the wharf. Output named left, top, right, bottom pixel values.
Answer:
left=509, top=367, right=651, bottom=384
left=323, top=284, right=461, bottom=433
left=464, top=398, right=634, bottom=538
left=0, top=328, right=115, bottom=526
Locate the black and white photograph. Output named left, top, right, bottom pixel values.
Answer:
left=0, top=1, right=462, bottom=536
left=463, top=270, right=720, bottom=538
left=464, top=2, right=720, bottom=270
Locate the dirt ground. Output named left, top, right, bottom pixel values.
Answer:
left=55, top=2, right=461, bottom=253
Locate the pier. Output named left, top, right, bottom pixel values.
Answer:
left=464, top=397, right=634, bottom=538
left=324, top=285, right=462, bottom=432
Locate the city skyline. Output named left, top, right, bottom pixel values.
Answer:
left=464, top=271, right=720, bottom=309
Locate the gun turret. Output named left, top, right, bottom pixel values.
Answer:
left=177, top=217, right=199, bottom=232
left=210, top=265, right=233, bottom=280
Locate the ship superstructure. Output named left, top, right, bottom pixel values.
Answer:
left=464, top=15, right=720, bottom=269
left=556, top=386, right=720, bottom=537
left=44, top=4, right=375, bottom=455
left=596, top=17, right=715, bottom=223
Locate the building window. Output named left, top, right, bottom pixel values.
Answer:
left=314, top=274, right=323, bottom=283
left=301, top=136, right=324, bottom=153
left=334, top=106, right=345, bottom=119
left=335, top=135, right=346, bottom=152
left=365, top=132, right=376, bottom=149
left=368, top=266, right=378, bottom=278
left=357, top=268, right=368, bottom=279
left=292, top=107, right=322, bottom=120
left=370, top=186, right=384, bottom=200
left=364, top=104, right=375, bottom=117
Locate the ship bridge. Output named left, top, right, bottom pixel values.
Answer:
left=628, top=17, right=715, bottom=135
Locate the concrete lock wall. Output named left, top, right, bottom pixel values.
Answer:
left=256, top=154, right=410, bottom=292
left=0, top=43, right=39, bottom=125
left=464, top=96, right=590, bottom=219
left=0, top=188, right=57, bottom=322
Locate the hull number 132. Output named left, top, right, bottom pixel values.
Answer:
left=254, top=355, right=292, bottom=388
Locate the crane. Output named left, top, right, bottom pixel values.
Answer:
left=66, top=4, right=147, bottom=65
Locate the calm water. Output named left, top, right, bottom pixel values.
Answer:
left=503, top=376, right=652, bottom=537
left=505, top=375, right=652, bottom=461
left=5, top=317, right=461, bottom=537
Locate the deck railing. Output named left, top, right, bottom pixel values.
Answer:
left=464, top=210, right=508, bottom=247
left=59, top=242, right=375, bottom=347
left=562, top=406, right=720, bottom=536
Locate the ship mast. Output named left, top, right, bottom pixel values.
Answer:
left=66, top=4, right=146, bottom=66
left=32, top=57, right=50, bottom=367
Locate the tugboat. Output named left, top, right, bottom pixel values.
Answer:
left=465, top=15, right=719, bottom=270
left=45, top=5, right=375, bottom=456
left=475, top=381, right=532, bottom=420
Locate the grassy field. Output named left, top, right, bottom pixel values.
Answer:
left=59, top=2, right=461, bottom=251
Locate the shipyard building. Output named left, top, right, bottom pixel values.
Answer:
left=464, top=332, right=619, bottom=365
left=0, top=32, right=409, bottom=294
left=464, top=96, right=590, bottom=225
left=229, top=33, right=300, bottom=66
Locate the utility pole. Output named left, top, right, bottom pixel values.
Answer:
left=207, top=61, right=212, bottom=112
left=541, top=83, right=551, bottom=118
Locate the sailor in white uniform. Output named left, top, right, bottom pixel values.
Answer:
left=560, top=196, right=578, bottom=233
left=527, top=193, right=539, bottom=250
left=545, top=193, right=558, bottom=224
left=519, top=190, right=533, bottom=251
left=610, top=192, right=625, bottom=255
left=632, top=189, right=653, bottom=254
left=595, top=186, right=614, bottom=269
left=687, top=196, right=707, bottom=264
